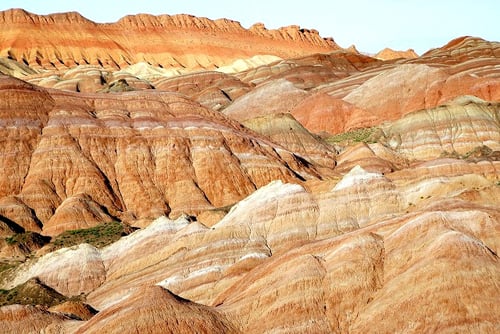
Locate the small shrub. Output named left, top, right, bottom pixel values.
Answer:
left=4, top=236, right=16, bottom=245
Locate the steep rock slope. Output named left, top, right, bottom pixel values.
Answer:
left=242, top=113, right=337, bottom=168
left=290, top=92, right=375, bottom=134
left=421, top=36, right=500, bottom=65
left=221, top=79, right=337, bottom=167
left=0, top=75, right=320, bottom=235
left=0, top=304, right=78, bottom=333
left=0, top=57, right=36, bottom=77
left=342, top=62, right=500, bottom=124
left=76, top=285, right=237, bottom=334
left=234, top=51, right=380, bottom=87
left=2, top=160, right=498, bottom=333
left=223, top=79, right=309, bottom=122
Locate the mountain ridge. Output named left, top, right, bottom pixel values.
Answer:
left=0, top=8, right=498, bottom=334
left=0, top=8, right=339, bottom=71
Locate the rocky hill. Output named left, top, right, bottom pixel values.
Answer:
left=0, top=8, right=338, bottom=71
left=0, top=9, right=499, bottom=334
left=374, top=47, right=418, bottom=60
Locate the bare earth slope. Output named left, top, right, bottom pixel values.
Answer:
left=0, top=9, right=498, bottom=334
left=0, top=75, right=318, bottom=236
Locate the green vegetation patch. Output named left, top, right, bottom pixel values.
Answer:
left=0, top=260, right=20, bottom=276
left=0, top=278, right=67, bottom=307
left=5, top=232, right=50, bottom=246
left=441, top=145, right=500, bottom=162
left=324, top=127, right=379, bottom=145
left=52, top=221, right=127, bottom=249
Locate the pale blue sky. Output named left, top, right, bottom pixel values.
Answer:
left=1, top=0, right=498, bottom=55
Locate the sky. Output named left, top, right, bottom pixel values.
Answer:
left=0, top=0, right=498, bottom=55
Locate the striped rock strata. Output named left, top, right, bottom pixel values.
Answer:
left=0, top=11, right=498, bottom=333
left=1, top=160, right=498, bottom=333
left=380, top=96, right=500, bottom=160
left=0, top=9, right=338, bottom=71
left=0, top=304, right=79, bottom=333
left=0, top=75, right=320, bottom=236
left=295, top=37, right=499, bottom=133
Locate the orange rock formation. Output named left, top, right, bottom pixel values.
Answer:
left=0, top=75, right=319, bottom=236
left=0, top=9, right=338, bottom=71
left=375, top=47, right=418, bottom=60
left=0, top=8, right=498, bottom=334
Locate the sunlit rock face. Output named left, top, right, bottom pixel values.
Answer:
left=0, top=77, right=319, bottom=235
left=341, top=63, right=499, bottom=126
left=307, top=37, right=499, bottom=131
left=0, top=304, right=77, bottom=334
left=3, top=160, right=498, bottom=333
left=0, top=9, right=338, bottom=71
left=0, top=8, right=499, bottom=334
left=3, top=243, right=105, bottom=297
left=75, top=285, right=237, bottom=334
left=381, top=96, right=500, bottom=160
left=375, top=47, right=418, bottom=60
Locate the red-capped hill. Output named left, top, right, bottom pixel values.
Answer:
left=375, top=47, right=418, bottom=60
left=0, top=8, right=94, bottom=24
left=0, top=8, right=339, bottom=70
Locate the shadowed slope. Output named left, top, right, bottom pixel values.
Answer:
left=76, top=285, right=238, bottom=334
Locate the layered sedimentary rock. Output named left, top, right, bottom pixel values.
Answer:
left=221, top=79, right=338, bottom=167
left=421, top=36, right=500, bottom=65
left=234, top=51, right=379, bottom=87
left=343, top=63, right=450, bottom=120
left=0, top=304, right=77, bottom=333
left=23, top=56, right=279, bottom=94
left=2, top=160, right=498, bottom=333
left=0, top=75, right=320, bottom=236
left=223, top=79, right=309, bottom=122
left=304, top=37, right=499, bottom=131
left=42, top=194, right=115, bottom=236
left=2, top=243, right=106, bottom=296
left=0, top=8, right=499, bottom=333
left=334, top=143, right=404, bottom=174
left=0, top=9, right=338, bottom=71
left=218, top=206, right=500, bottom=333
left=0, top=76, right=53, bottom=199
left=152, top=71, right=251, bottom=110
left=290, top=93, right=376, bottom=134
left=242, top=113, right=337, bottom=168
left=76, top=285, right=237, bottom=334
left=381, top=96, right=500, bottom=160
left=341, top=63, right=500, bottom=126
left=0, top=231, right=49, bottom=261
left=26, top=65, right=153, bottom=93
left=0, top=57, right=36, bottom=77
left=375, top=47, right=418, bottom=60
